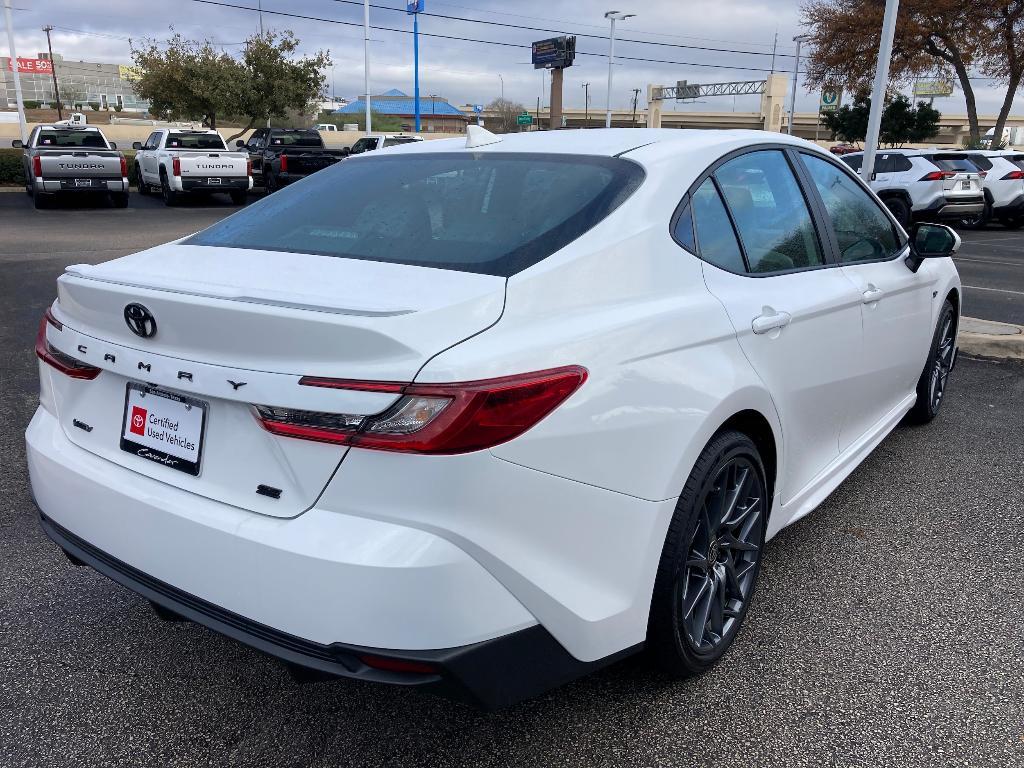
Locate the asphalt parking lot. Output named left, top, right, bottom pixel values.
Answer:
left=2, top=190, right=1023, bottom=767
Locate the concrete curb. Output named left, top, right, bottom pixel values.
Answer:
left=959, top=316, right=1024, bottom=360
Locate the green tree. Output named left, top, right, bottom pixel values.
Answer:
left=802, top=0, right=1024, bottom=145
left=130, top=30, right=330, bottom=138
left=227, top=31, right=331, bottom=141
left=131, top=33, right=243, bottom=129
left=821, top=94, right=940, bottom=146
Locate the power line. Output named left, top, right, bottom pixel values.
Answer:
left=189, top=0, right=803, bottom=74
left=324, top=0, right=801, bottom=59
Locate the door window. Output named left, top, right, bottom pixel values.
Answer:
left=715, top=150, right=825, bottom=273
left=800, top=153, right=903, bottom=263
left=690, top=179, right=745, bottom=273
left=143, top=132, right=160, bottom=150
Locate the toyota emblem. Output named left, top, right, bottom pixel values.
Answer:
left=124, top=303, right=157, bottom=338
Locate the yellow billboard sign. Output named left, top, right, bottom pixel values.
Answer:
left=913, top=79, right=954, bottom=98
left=118, top=65, right=142, bottom=82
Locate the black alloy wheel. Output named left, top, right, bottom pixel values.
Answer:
left=907, top=300, right=956, bottom=424
left=648, top=431, right=767, bottom=676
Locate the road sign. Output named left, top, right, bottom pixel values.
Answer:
left=472, top=104, right=483, bottom=114
left=531, top=36, right=576, bottom=70
left=516, top=112, right=533, bottom=126
left=819, top=89, right=842, bottom=113
left=913, top=79, right=954, bottom=98
left=406, top=0, right=424, bottom=13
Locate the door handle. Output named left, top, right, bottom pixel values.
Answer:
left=862, top=285, right=884, bottom=304
left=751, top=307, right=792, bottom=335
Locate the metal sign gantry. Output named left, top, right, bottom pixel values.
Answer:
left=652, top=80, right=767, bottom=102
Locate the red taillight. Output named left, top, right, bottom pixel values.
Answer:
left=978, top=171, right=987, bottom=179
left=1001, top=170, right=1024, bottom=180
left=358, top=655, right=439, bottom=675
left=35, top=308, right=101, bottom=380
left=172, top=157, right=181, bottom=177
left=254, top=366, right=588, bottom=454
left=920, top=171, right=955, bottom=181
left=246, top=158, right=252, bottom=176
left=32, top=155, right=42, bottom=177
left=279, top=154, right=288, bottom=173
left=119, top=155, right=127, bottom=177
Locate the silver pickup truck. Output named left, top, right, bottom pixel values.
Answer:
left=14, top=125, right=129, bottom=209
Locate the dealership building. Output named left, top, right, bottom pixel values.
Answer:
left=1, top=53, right=149, bottom=111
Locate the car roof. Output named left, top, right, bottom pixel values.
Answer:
left=38, top=124, right=99, bottom=131
left=374, top=128, right=824, bottom=160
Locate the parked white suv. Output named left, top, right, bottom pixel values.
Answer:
left=132, top=129, right=252, bottom=206
left=27, top=128, right=961, bottom=709
left=956, top=150, right=1024, bottom=229
left=842, top=148, right=984, bottom=226
left=347, top=134, right=424, bottom=154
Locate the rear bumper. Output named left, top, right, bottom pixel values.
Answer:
left=25, top=405, right=641, bottom=707
left=915, top=195, right=985, bottom=220
left=38, top=511, right=633, bottom=709
left=180, top=176, right=250, bottom=192
left=36, top=178, right=128, bottom=194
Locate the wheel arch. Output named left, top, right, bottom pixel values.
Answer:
left=716, top=409, right=777, bottom=512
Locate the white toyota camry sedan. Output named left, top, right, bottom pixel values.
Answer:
left=27, top=127, right=961, bottom=709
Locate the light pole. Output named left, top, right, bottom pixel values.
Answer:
left=409, top=0, right=422, bottom=132
left=583, top=82, right=590, bottom=127
left=787, top=34, right=810, bottom=135
left=3, top=0, right=27, bottom=144
left=363, top=0, right=372, bottom=133
left=604, top=11, right=634, bottom=128
left=498, top=73, right=504, bottom=101
left=861, top=0, right=900, bottom=184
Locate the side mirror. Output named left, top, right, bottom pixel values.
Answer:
left=906, top=223, right=960, bottom=272
left=236, top=139, right=246, bottom=148
left=132, top=141, right=143, bottom=150
left=109, top=141, right=117, bottom=149
left=11, top=140, right=22, bottom=148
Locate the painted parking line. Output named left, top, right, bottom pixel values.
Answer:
left=954, top=255, right=1024, bottom=267
left=963, top=284, right=1024, bottom=296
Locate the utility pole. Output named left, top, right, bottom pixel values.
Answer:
left=42, top=25, right=63, bottom=121
left=787, top=35, right=810, bottom=135
left=631, top=87, right=640, bottom=127
left=604, top=11, right=635, bottom=128
left=497, top=73, right=504, bottom=100
left=409, top=0, right=422, bottom=132
left=861, top=0, right=900, bottom=184
left=582, top=82, right=590, bottom=127
left=363, top=0, right=372, bottom=134
left=770, top=31, right=778, bottom=74
left=257, top=0, right=264, bottom=34
left=3, top=0, right=27, bottom=144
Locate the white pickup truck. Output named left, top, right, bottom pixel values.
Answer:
left=132, top=129, right=251, bottom=206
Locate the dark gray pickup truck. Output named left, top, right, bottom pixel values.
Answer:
left=14, top=125, right=129, bottom=209
left=238, top=128, right=348, bottom=192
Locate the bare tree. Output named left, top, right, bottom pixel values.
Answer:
left=486, top=97, right=527, bottom=133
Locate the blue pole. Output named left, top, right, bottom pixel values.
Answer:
left=413, top=11, right=420, bottom=133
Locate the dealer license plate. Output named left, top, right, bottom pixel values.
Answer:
left=120, top=383, right=207, bottom=476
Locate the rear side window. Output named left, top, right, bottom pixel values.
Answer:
left=714, top=150, right=825, bottom=273
left=893, top=155, right=913, bottom=172
left=874, top=154, right=895, bottom=174
left=842, top=155, right=863, bottom=172
left=690, top=179, right=745, bottom=273
left=186, top=152, right=644, bottom=277
left=383, top=138, right=419, bottom=148
left=36, top=130, right=108, bottom=148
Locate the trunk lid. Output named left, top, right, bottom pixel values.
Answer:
left=49, top=242, right=506, bottom=517
left=175, top=151, right=249, bottom=178
left=38, top=150, right=122, bottom=178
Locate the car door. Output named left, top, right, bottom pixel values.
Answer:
left=689, top=148, right=865, bottom=506
left=247, top=129, right=266, bottom=180
left=141, top=132, right=160, bottom=180
left=798, top=151, right=934, bottom=450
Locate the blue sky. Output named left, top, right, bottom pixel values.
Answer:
left=4, top=0, right=1022, bottom=117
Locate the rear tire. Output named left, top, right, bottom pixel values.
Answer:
left=230, top=189, right=248, bottom=205
left=33, top=191, right=50, bottom=209
left=882, top=196, right=911, bottom=228
left=135, top=165, right=150, bottom=195
left=907, top=300, right=956, bottom=424
left=647, top=430, right=767, bottom=678
left=999, top=215, right=1024, bottom=230
left=160, top=171, right=179, bottom=207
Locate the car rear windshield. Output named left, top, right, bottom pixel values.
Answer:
left=928, top=155, right=976, bottom=172
left=186, top=152, right=645, bottom=277
left=35, top=130, right=108, bottom=149
left=268, top=131, right=323, bottom=147
left=166, top=133, right=228, bottom=150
